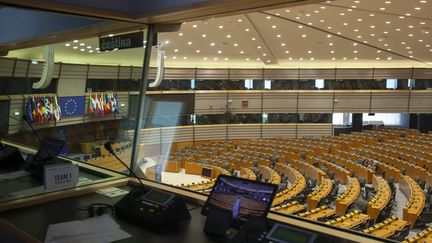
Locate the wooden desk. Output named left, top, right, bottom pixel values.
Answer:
left=336, top=177, right=360, bottom=216
left=400, top=175, right=426, bottom=227
left=367, top=176, right=391, bottom=220
left=368, top=219, right=408, bottom=238
left=299, top=206, right=336, bottom=221
left=329, top=213, right=370, bottom=229
left=307, top=178, right=332, bottom=210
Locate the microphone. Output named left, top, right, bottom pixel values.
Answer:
left=104, top=141, right=145, bottom=188
left=22, top=114, right=53, bottom=161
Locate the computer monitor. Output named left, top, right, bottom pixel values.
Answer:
left=33, top=138, right=65, bottom=163
left=202, top=174, right=278, bottom=220
left=202, top=167, right=212, bottom=177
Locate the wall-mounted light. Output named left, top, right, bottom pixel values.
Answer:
left=14, top=111, right=20, bottom=116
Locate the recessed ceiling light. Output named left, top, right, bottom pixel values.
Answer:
left=277, top=34, right=282, bottom=38
left=332, top=57, right=336, bottom=60
left=233, top=43, right=238, bottom=46
left=196, top=50, right=200, bottom=53
left=340, top=13, right=345, bottom=16
left=80, top=48, right=85, bottom=51
left=354, top=57, right=358, bottom=60
left=210, top=43, right=215, bottom=46
left=257, top=46, right=262, bottom=49
left=329, top=43, right=334, bottom=46
left=95, top=48, right=99, bottom=50
left=192, top=24, right=197, bottom=28
left=252, top=37, right=256, bottom=41
left=272, top=25, right=277, bottom=29
left=343, top=57, right=347, bottom=60
left=178, top=33, right=183, bottom=36
left=108, top=34, right=114, bottom=37
left=357, top=19, right=362, bottom=21
left=86, top=46, right=91, bottom=49
left=214, top=57, right=218, bottom=61
left=281, top=43, right=286, bottom=46
left=73, top=40, right=78, bottom=43
left=298, top=25, right=304, bottom=28
left=202, top=34, right=207, bottom=37
left=330, top=50, right=335, bottom=53
left=370, top=25, right=375, bottom=28
left=246, top=58, right=250, bottom=61
left=225, top=57, right=229, bottom=61
left=285, top=9, right=290, bottom=12
left=380, top=7, right=386, bottom=11
left=245, top=28, right=250, bottom=32
left=385, top=21, right=391, bottom=24
left=65, top=43, right=70, bottom=47
left=218, top=25, right=223, bottom=29
left=73, top=46, right=78, bottom=49
left=164, top=40, right=170, bottom=44
left=266, top=16, right=271, bottom=19
left=217, top=50, right=222, bottom=54
left=183, top=56, right=187, bottom=60
left=370, top=13, right=375, bottom=17
left=343, top=23, right=348, bottom=26
left=172, top=56, right=177, bottom=59
left=285, top=50, right=289, bottom=54
left=226, top=35, right=231, bottom=38
left=174, top=49, right=179, bottom=52
left=188, top=42, right=192, bottom=45
left=377, top=50, right=382, bottom=53
left=396, top=28, right=401, bottom=31
left=238, top=19, right=242, bottom=22
left=301, top=34, right=307, bottom=37
left=420, top=22, right=426, bottom=25
left=353, top=50, right=358, bottom=53
left=415, top=7, right=421, bottom=10
left=203, top=57, right=208, bottom=60
left=80, top=43, right=85, bottom=46
left=240, top=51, right=244, bottom=54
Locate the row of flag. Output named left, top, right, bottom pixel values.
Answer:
left=25, top=95, right=62, bottom=123
left=88, top=93, right=120, bottom=117
left=25, top=93, right=121, bottom=123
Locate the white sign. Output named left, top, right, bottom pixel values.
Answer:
left=44, top=163, right=79, bottom=192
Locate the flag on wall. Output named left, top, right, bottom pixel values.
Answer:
left=59, top=96, right=85, bottom=118
left=87, top=93, right=120, bottom=117
left=25, top=95, right=61, bottom=123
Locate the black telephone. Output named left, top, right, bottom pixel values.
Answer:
left=115, top=187, right=191, bottom=230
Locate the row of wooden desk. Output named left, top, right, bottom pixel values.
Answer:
left=336, top=177, right=360, bottom=216
left=363, top=216, right=408, bottom=239
left=325, top=210, right=370, bottom=229
left=367, top=175, right=392, bottom=220
left=400, top=175, right=426, bottom=227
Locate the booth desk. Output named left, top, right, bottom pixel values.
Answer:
left=0, top=177, right=396, bottom=243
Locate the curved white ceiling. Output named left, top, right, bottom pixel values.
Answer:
left=7, top=0, right=432, bottom=68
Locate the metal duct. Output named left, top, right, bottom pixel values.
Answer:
left=148, top=49, right=165, bottom=88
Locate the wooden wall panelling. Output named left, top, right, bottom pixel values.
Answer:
left=87, top=65, right=118, bottom=79
left=194, top=91, right=227, bottom=114
left=262, top=124, right=296, bottom=138
left=227, top=124, right=261, bottom=140
left=60, top=64, right=88, bottom=79
left=196, top=68, right=228, bottom=80
left=230, top=69, right=263, bottom=80
left=297, top=124, right=333, bottom=137
left=299, top=69, right=335, bottom=80
left=370, top=91, right=409, bottom=113
left=333, top=91, right=371, bottom=113
left=0, top=58, right=15, bottom=77
left=13, top=60, right=29, bottom=77
left=228, top=91, right=262, bottom=114
left=409, top=91, right=432, bottom=113
left=194, top=124, right=226, bottom=141
left=262, top=91, right=297, bottom=113
left=297, top=91, right=333, bottom=113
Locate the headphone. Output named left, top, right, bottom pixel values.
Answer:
left=79, top=203, right=114, bottom=217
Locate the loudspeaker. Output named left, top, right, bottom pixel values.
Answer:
left=0, top=147, right=25, bottom=170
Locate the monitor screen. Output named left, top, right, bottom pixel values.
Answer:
left=201, top=175, right=278, bottom=219
left=33, top=138, right=65, bottom=162
left=202, top=167, right=212, bottom=177
left=266, top=223, right=317, bottom=243
left=141, top=189, right=175, bottom=206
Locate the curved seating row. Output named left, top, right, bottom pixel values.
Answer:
left=336, top=177, right=360, bottom=216
left=367, top=175, right=392, bottom=220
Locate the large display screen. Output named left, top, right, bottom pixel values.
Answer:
left=201, top=175, right=278, bottom=219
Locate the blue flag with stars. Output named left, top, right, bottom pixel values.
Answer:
left=59, top=96, right=85, bottom=117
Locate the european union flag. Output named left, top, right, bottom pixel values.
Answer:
left=59, top=96, right=85, bottom=117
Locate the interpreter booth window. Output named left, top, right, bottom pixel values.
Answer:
left=269, top=80, right=298, bottom=90
left=411, top=79, right=432, bottom=90
left=0, top=100, right=10, bottom=135
left=267, top=113, right=299, bottom=123
left=371, top=79, right=387, bottom=90
left=116, top=79, right=140, bottom=91
left=298, top=113, right=332, bottom=123
left=196, top=79, right=227, bottom=90
left=228, top=113, right=262, bottom=124
left=333, top=79, right=371, bottom=90
left=228, top=79, right=247, bottom=90
left=196, top=114, right=227, bottom=125
left=298, top=79, right=316, bottom=90
left=0, top=77, right=58, bottom=95
left=150, top=79, right=192, bottom=91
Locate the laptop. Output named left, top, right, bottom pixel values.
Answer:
left=26, top=138, right=66, bottom=177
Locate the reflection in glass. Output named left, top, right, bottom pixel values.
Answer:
left=298, top=113, right=332, bottom=123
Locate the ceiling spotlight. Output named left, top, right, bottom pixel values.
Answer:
left=196, top=50, right=200, bottom=53
left=210, top=43, right=215, bottom=46
left=202, top=34, right=207, bottom=37
left=188, top=42, right=192, bottom=45
left=108, top=34, right=114, bottom=37
left=218, top=25, right=223, bottom=29
left=226, top=35, right=231, bottom=38
left=192, top=24, right=198, bottom=28
left=73, top=40, right=78, bottom=43
left=65, top=43, right=71, bottom=47
left=238, top=19, right=242, bottom=22
left=233, top=43, right=239, bottom=47
left=178, top=33, right=183, bottom=36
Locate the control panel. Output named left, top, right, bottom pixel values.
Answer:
left=115, top=187, right=191, bottom=230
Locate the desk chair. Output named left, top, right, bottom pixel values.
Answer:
left=389, top=224, right=410, bottom=241
left=415, top=211, right=432, bottom=228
